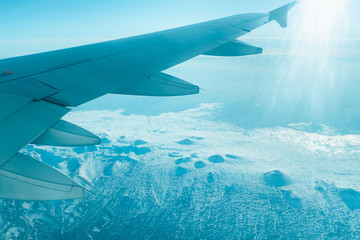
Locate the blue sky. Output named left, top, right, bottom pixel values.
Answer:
left=0, top=0, right=283, bottom=56
left=1, top=0, right=360, bottom=132
left=2, top=0, right=359, bottom=57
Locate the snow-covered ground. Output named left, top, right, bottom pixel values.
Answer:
left=2, top=103, right=360, bottom=239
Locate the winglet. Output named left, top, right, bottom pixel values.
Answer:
left=269, top=1, right=298, bottom=28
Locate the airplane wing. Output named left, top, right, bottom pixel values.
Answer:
left=0, top=2, right=297, bottom=200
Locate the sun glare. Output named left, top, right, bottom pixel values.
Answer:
left=269, top=0, right=351, bottom=122
left=292, top=0, right=349, bottom=54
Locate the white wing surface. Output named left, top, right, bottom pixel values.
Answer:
left=0, top=2, right=297, bottom=200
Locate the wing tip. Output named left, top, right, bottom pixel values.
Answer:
left=269, top=1, right=298, bottom=28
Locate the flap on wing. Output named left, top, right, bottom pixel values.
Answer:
left=32, top=120, right=100, bottom=147
left=0, top=100, right=70, bottom=165
left=0, top=78, right=58, bottom=100
left=0, top=153, right=84, bottom=200
left=111, top=72, right=199, bottom=96
left=0, top=92, right=32, bottom=121
left=203, top=40, right=262, bottom=57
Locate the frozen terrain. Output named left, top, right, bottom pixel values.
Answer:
left=1, top=103, right=360, bottom=239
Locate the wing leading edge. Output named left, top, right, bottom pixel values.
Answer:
left=0, top=2, right=297, bottom=200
